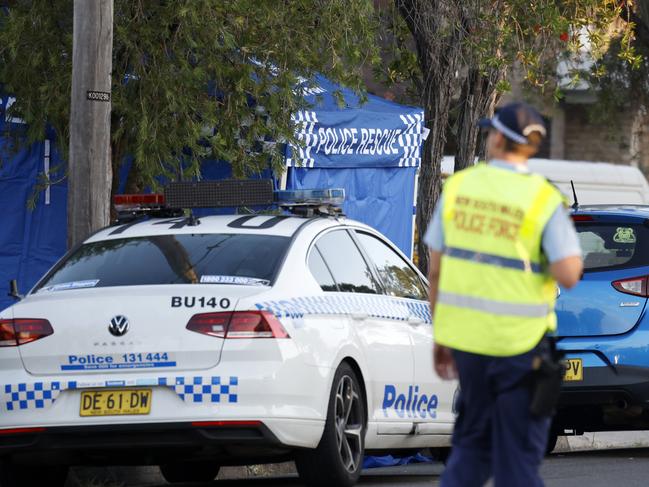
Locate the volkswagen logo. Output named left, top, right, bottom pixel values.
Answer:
left=108, top=315, right=130, bottom=337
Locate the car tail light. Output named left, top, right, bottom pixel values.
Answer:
left=186, top=311, right=289, bottom=339
left=227, top=311, right=289, bottom=339
left=185, top=312, right=232, bottom=338
left=612, top=276, right=649, bottom=297
left=571, top=215, right=594, bottom=222
left=0, top=319, right=53, bottom=347
left=0, top=427, right=47, bottom=435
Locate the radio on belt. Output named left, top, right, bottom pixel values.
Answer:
left=112, top=179, right=345, bottom=223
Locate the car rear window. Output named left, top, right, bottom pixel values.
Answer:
left=576, top=223, right=648, bottom=272
left=35, top=234, right=290, bottom=290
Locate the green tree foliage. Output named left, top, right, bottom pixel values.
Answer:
left=587, top=1, right=648, bottom=120
left=376, top=0, right=636, bottom=271
left=380, top=1, right=632, bottom=114
left=0, top=0, right=379, bottom=192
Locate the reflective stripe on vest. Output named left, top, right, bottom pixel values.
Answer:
left=443, top=246, right=543, bottom=274
left=438, top=291, right=550, bottom=318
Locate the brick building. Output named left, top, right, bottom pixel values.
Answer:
left=550, top=98, right=649, bottom=173
left=505, top=49, right=649, bottom=174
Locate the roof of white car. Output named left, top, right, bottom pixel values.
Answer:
left=86, top=214, right=361, bottom=243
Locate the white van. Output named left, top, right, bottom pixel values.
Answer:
left=440, top=156, right=649, bottom=205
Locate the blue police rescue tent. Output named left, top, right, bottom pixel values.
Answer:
left=286, top=75, right=426, bottom=256
left=0, top=95, right=68, bottom=312
left=0, top=80, right=426, bottom=311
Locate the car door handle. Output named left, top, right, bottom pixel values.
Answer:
left=351, top=312, right=368, bottom=321
left=408, top=316, right=424, bottom=326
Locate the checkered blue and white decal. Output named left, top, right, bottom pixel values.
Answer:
left=2, top=376, right=239, bottom=411
left=3, top=382, right=62, bottom=411
left=161, top=376, right=238, bottom=404
left=255, top=294, right=431, bottom=324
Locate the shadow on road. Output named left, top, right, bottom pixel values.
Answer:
left=70, top=451, right=649, bottom=487
left=125, top=463, right=444, bottom=487
left=550, top=447, right=649, bottom=459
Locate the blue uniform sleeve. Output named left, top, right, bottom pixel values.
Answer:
left=423, top=196, right=444, bottom=252
left=541, top=205, right=582, bottom=263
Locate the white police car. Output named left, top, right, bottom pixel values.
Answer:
left=0, top=181, right=455, bottom=487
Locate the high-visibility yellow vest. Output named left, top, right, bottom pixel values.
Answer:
left=434, top=164, right=564, bottom=356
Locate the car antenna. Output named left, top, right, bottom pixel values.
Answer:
left=8, top=279, right=23, bottom=301
left=570, top=180, right=579, bottom=210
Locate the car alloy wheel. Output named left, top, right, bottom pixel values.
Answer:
left=334, top=374, right=364, bottom=473
left=295, top=361, right=366, bottom=487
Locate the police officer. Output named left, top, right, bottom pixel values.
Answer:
left=424, top=102, right=583, bottom=486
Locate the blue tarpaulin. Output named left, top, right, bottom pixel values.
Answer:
left=362, top=452, right=433, bottom=469
left=0, top=95, right=68, bottom=311
left=286, top=75, right=425, bottom=257
left=287, top=166, right=416, bottom=254
left=0, top=79, right=425, bottom=311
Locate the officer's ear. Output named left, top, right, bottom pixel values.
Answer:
left=492, top=130, right=506, bottom=150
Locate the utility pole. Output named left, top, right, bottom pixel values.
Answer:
left=68, top=0, right=114, bottom=248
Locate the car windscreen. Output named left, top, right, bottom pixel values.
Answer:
left=576, top=223, right=648, bottom=272
left=34, top=234, right=290, bottom=291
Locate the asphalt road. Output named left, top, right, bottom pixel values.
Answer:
left=68, top=448, right=649, bottom=486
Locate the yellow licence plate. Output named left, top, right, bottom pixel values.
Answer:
left=80, top=388, right=152, bottom=417
left=563, top=359, right=583, bottom=382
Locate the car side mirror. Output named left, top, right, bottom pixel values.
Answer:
left=8, top=279, right=23, bottom=301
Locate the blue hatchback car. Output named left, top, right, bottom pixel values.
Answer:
left=553, top=206, right=649, bottom=443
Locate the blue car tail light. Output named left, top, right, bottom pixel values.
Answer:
left=612, top=275, right=649, bottom=297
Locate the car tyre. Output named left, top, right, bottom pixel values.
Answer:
left=0, top=461, right=68, bottom=487
left=545, top=430, right=559, bottom=455
left=295, top=362, right=366, bottom=487
left=159, top=462, right=220, bottom=483
left=431, top=447, right=452, bottom=465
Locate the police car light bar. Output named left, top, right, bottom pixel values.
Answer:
left=112, top=182, right=345, bottom=220
left=275, top=188, right=345, bottom=206
left=113, top=194, right=165, bottom=211
left=275, top=188, right=345, bottom=217
left=165, top=180, right=274, bottom=208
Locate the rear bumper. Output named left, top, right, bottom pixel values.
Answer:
left=0, top=421, right=292, bottom=466
left=556, top=365, right=649, bottom=431
left=560, top=365, right=649, bottom=406
left=0, top=358, right=331, bottom=449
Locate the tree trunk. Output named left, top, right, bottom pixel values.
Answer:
left=397, top=0, right=465, bottom=273
left=68, top=0, right=113, bottom=248
left=416, top=90, right=453, bottom=274
left=454, top=67, right=503, bottom=172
